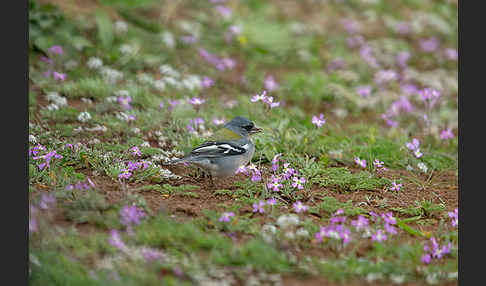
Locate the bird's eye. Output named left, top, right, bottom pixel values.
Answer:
left=243, top=123, right=254, bottom=130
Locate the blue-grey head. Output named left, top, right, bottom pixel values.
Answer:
left=224, top=116, right=262, bottom=137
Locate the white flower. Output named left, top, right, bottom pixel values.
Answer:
left=261, top=224, right=277, bottom=243
left=64, top=59, right=78, bottom=70
left=138, top=73, right=154, bottom=85
left=390, top=274, right=405, bottom=284
left=87, top=138, right=100, bottom=145
left=114, top=90, right=130, bottom=97
left=296, top=228, right=309, bottom=237
left=80, top=98, right=93, bottom=104
left=417, top=162, right=428, bottom=173
left=78, top=111, right=92, bottom=122
left=105, top=96, right=117, bottom=103
left=115, top=21, right=128, bottom=34
left=100, top=67, right=123, bottom=84
left=140, top=141, right=151, bottom=148
left=284, top=231, right=296, bottom=240
left=29, top=135, right=37, bottom=144
left=406, top=164, right=414, bottom=171
left=276, top=214, right=300, bottom=229
left=153, top=80, right=166, bottom=92
left=46, top=92, right=67, bottom=107
left=87, top=57, right=103, bottom=69
left=159, top=65, right=180, bottom=78
left=46, top=103, right=59, bottom=111
left=85, top=125, right=107, bottom=132
left=425, top=272, right=439, bottom=285
left=119, top=44, right=134, bottom=55
left=161, top=31, right=175, bottom=49
left=132, top=127, right=141, bottom=134
left=182, top=75, right=202, bottom=91
left=366, top=272, right=383, bottom=283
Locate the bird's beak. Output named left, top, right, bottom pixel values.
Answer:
left=249, top=126, right=263, bottom=134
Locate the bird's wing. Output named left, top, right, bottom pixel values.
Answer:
left=190, top=141, right=248, bottom=158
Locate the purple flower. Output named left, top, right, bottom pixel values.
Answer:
left=401, top=83, right=418, bottom=95
left=264, top=75, right=278, bottom=92
left=340, top=228, right=352, bottom=245
left=33, top=150, right=63, bottom=170
left=292, top=176, right=306, bottom=190
left=108, top=230, right=126, bottom=250
left=381, top=212, right=397, bottom=225
left=356, top=85, right=371, bottom=97
left=448, top=208, right=458, bottom=227
left=168, top=99, right=179, bottom=111
left=159, top=102, right=164, bottom=109
left=418, top=88, right=441, bottom=109
left=373, top=159, right=384, bottom=168
left=347, top=35, right=365, bottom=49
left=271, top=153, right=282, bottom=172
left=235, top=165, right=249, bottom=175
left=53, top=71, right=66, bottom=81
left=371, top=229, right=387, bottom=242
left=219, top=212, right=235, bottom=222
left=262, top=96, right=280, bottom=109
left=142, top=248, right=163, bottom=262
left=390, top=181, right=402, bottom=191
left=381, top=114, right=398, bottom=128
left=421, top=253, right=431, bottom=264
left=267, top=177, right=283, bottom=192
left=213, top=118, right=225, bottom=125
left=120, top=204, right=145, bottom=227
left=406, top=138, right=420, bottom=151
left=39, top=193, right=56, bottom=210
left=351, top=215, right=369, bottom=231
left=29, top=217, right=38, bottom=233
left=414, top=149, right=423, bottom=158
left=282, top=163, right=295, bottom=179
left=397, top=51, right=411, bottom=68
left=354, top=157, right=366, bottom=168
left=251, top=90, right=267, bottom=102
left=187, top=118, right=204, bottom=133
left=221, top=58, right=236, bottom=70
left=326, top=58, right=346, bottom=71
left=374, top=69, right=398, bottom=86
left=360, top=45, right=380, bottom=69
left=420, top=37, right=439, bottom=52
left=48, top=45, right=63, bottom=55
left=267, top=198, right=277, bottom=206
left=202, top=76, right=214, bottom=88
left=253, top=200, right=265, bottom=213
left=440, top=129, right=454, bottom=140
left=118, top=96, right=132, bottom=110
left=341, top=19, right=360, bottom=34
left=118, top=168, right=132, bottom=180
left=293, top=201, right=308, bottom=213
left=388, top=96, right=414, bottom=115
left=188, top=97, right=206, bottom=105
left=444, top=48, right=458, bottom=61
left=311, top=114, right=326, bottom=128
left=384, top=223, right=397, bottom=235
left=215, top=5, right=232, bottom=19
left=130, top=146, right=142, bottom=157
left=396, top=22, right=410, bottom=35
left=40, top=56, right=53, bottom=65
left=181, top=35, right=198, bottom=44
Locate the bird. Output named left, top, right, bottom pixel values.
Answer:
left=167, top=116, right=262, bottom=186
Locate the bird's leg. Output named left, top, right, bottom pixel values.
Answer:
left=209, top=173, right=215, bottom=188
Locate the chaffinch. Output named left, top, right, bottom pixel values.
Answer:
left=168, top=116, right=262, bottom=184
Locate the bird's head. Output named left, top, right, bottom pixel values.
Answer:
left=225, top=116, right=262, bottom=137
